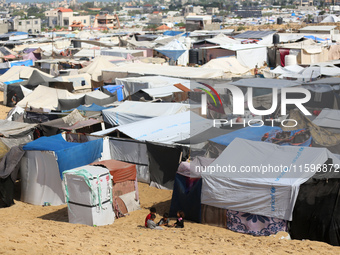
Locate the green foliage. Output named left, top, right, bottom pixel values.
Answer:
left=237, top=26, right=246, bottom=31
left=174, top=22, right=185, bottom=27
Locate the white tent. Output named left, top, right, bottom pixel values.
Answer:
left=115, top=75, right=198, bottom=98
left=202, top=56, right=250, bottom=75
left=312, top=108, right=340, bottom=129
left=17, top=85, right=83, bottom=110
left=94, top=111, right=213, bottom=144
left=102, top=101, right=190, bottom=126
left=0, top=66, right=53, bottom=83
left=155, top=39, right=188, bottom=66
left=79, top=56, right=117, bottom=81
left=201, top=138, right=340, bottom=221
left=321, top=15, right=340, bottom=23
left=56, top=73, right=92, bottom=90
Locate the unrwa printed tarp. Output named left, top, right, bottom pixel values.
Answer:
left=102, top=101, right=190, bottom=126
left=201, top=137, right=340, bottom=221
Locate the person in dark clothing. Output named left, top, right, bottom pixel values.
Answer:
left=157, top=213, right=170, bottom=227
left=173, top=210, right=184, bottom=228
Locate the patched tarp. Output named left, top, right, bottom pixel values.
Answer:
left=23, top=134, right=103, bottom=178
left=155, top=40, right=187, bottom=61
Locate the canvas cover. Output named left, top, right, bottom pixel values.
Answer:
left=102, top=101, right=190, bottom=126
left=79, top=56, right=116, bottom=81
left=0, top=120, right=37, bottom=138
left=56, top=73, right=91, bottom=90
left=84, top=90, right=116, bottom=106
left=201, top=138, right=340, bottom=221
left=17, top=85, right=83, bottom=110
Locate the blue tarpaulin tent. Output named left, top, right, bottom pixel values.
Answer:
left=304, top=35, right=327, bottom=42
left=155, top=40, right=187, bottom=61
left=23, top=134, right=103, bottom=178
left=9, top=59, right=33, bottom=67
left=95, top=85, right=124, bottom=101
left=163, top=31, right=189, bottom=36
left=76, top=103, right=113, bottom=112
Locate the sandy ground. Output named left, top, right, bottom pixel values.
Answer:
left=0, top=91, right=11, bottom=119
left=0, top=91, right=340, bottom=254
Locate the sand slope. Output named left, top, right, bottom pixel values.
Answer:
left=0, top=183, right=339, bottom=254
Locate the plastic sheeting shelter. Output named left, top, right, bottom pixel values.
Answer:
left=21, top=134, right=106, bottom=206
left=155, top=40, right=187, bottom=61
left=201, top=138, right=340, bottom=221
left=202, top=57, right=250, bottom=75
left=95, top=111, right=213, bottom=144
left=312, top=109, right=340, bottom=129
left=102, top=101, right=190, bottom=126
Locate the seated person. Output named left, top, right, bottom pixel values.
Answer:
left=157, top=213, right=170, bottom=227
left=147, top=214, right=163, bottom=230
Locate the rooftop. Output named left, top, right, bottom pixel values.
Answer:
left=299, top=26, right=337, bottom=32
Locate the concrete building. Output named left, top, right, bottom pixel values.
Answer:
left=206, top=7, right=219, bottom=15
left=57, top=8, right=73, bottom=27
left=93, top=11, right=120, bottom=29
left=8, top=17, right=41, bottom=33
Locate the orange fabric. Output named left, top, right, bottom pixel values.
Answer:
left=91, top=159, right=136, bottom=183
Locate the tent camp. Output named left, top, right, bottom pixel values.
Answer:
left=201, top=138, right=340, bottom=235
left=21, top=133, right=108, bottom=206
left=56, top=73, right=91, bottom=90
left=102, top=101, right=190, bottom=126
left=79, top=56, right=117, bottom=81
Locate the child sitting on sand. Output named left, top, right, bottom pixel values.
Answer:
left=145, top=207, right=156, bottom=227
left=157, top=213, right=170, bottom=227
left=172, top=210, right=184, bottom=228
left=147, top=214, right=163, bottom=230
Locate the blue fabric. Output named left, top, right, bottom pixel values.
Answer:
left=23, top=134, right=103, bottom=179
left=0, top=68, right=9, bottom=75
left=4, top=79, right=23, bottom=84
left=156, top=49, right=186, bottom=61
left=102, top=85, right=124, bottom=101
left=163, top=31, right=190, bottom=36
left=169, top=173, right=202, bottom=223
left=210, top=125, right=282, bottom=146
left=76, top=103, right=113, bottom=112
left=10, top=60, right=33, bottom=67
left=304, top=35, right=326, bottom=42
left=8, top=31, right=28, bottom=35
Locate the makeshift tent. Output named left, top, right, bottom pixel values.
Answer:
left=312, top=108, right=340, bottom=130
left=102, top=101, right=190, bottom=126
left=17, top=85, right=84, bottom=110
left=83, top=90, right=117, bottom=106
left=79, top=56, right=117, bottom=81
left=0, top=120, right=37, bottom=138
left=169, top=157, right=214, bottom=223
left=21, top=133, right=106, bottom=205
left=99, top=85, right=124, bottom=101
left=63, top=165, right=115, bottom=226
left=202, top=57, right=250, bottom=75
left=146, top=141, right=188, bottom=189
left=56, top=73, right=91, bottom=90
left=39, top=110, right=102, bottom=136
left=102, top=63, right=224, bottom=81
left=115, top=75, right=196, bottom=99
left=320, top=15, right=340, bottom=23
left=9, top=60, right=33, bottom=67
left=157, top=24, right=171, bottom=30
left=202, top=138, right=340, bottom=221
left=22, top=52, right=41, bottom=61
left=155, top=40, right=187, bottom=62
left=91, top=159, right=140, bottom=216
